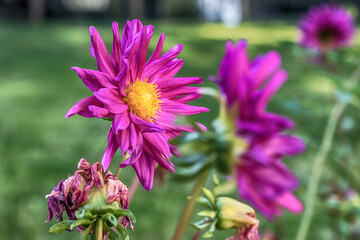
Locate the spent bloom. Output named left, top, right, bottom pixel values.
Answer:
left=46, top=158, right=133, bottom=230
left=212, top=40, right=305, bottom=219
left=66, top=20, right=208, bottom=190
left=298, top=4, right=356, bottom=51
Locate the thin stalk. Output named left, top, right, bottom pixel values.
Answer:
left=191, top=230, right=202, bottom=240
left=115, top=167, right=122, bottom=179
left=129, top=176, right=140, bottom=201
left=95, top=219, right=104, bottom=240
left=172, top=170, right=209, bottom=240
left=115, top=153, right=130, bottom=179
left=296, top=62, right=360, bottom=240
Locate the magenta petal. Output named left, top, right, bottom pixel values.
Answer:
left=129, top=112, right=165, bottom=133
left=157, top=77, right=203, bottom=90
left=111, top=22, right=121, bottom=72
left=147, top=33, right=165, bottom=63
left=131, top=153, right=156, bottom=191
left=153, top=59, right=184, bottom=80
left=71, top=67, right=116, bottom=92
left=114, top=111, right=130, bottom=132
left=143, top=132, right=171, bottom=159
left=116, top=59, right=131, bottom=95
left=144, top=141, right=175, bottom=173
left=276, top=192, right=303, bottom=213
left=101, top=127, right=120, bottom=171
left=89, top=26, right=116, bottom=77
left=120, top=143, right=143, bottom=167
left=173, top=94, right=202, bottom=104
left=88, top=105, right=110, bottom=118
left=161, top=99, right=209, bottom=116
left=132, top=26, right=151, bottom=80
left=145, top=44, right=183, bottom=82
left=251, top=51, right=281, bottom=89
left=94, top=88, right=128, bottom=114
left=65, top=96, right=101, bottom=118
left=161, top=86, right=201, bottom=99
left=255, top=69, right=287, bottom=114
left=129, top=123, right=139, bottom=151
left=115, top=127, right=131, bottom=156
left=263, top=135, right=306, bottom=156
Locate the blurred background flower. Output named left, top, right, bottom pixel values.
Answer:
left=298, top=4, right=356, bottom=52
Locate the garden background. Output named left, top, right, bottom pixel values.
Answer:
left=1, top=0, right=360, bottom=239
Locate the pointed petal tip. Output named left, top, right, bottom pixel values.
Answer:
left=89, top=26, right=96, bottom=36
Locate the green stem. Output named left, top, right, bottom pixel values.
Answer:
left=115, top=166, right=122, bottom=179
left=296, top=62, right=360, bottom=240
left=95, top=219, right=104, bottom=240
left=115, top=153, right=130, bottom=179
left=172, top=170, right=209, bottom=240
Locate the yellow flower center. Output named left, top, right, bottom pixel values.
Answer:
left=123, top=80, right=161, bottom=122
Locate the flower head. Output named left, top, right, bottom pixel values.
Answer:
left=213, top=40, right=305, bottom=219
left=66, top=20, right=208, bottom=190
left=46, top=158, right=132, bottom=230
left=298, top=4, right=356, bottom=51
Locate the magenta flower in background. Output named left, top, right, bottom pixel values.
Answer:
left=213, top=40, right=305, bottom=219
left=298, top=4, right=356, bottom=51
left=46, top=158, right=132, bottom=229
left=66, top=20, right=208, bottom=190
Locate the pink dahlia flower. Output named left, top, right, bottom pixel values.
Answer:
left=213, top=40, right=305, bottom=219
left=298, top=4, right=356, bottom=51
left=46, top=158, right=131, bottom=228
left=66, top=20, right=208, bottom=190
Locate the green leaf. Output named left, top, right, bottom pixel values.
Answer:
left=202, top=230, right=214, bottom=238
left=49, top=220, right=73, bottom=233
left=80, top=223, right=95, bottom=240
left=70, top=219, right=94, bottom=230
left=115, top=223, right=129, bottom=240
left=202, top=187, right=215, bottom=205
left=76, top=208, right=94, bottom=219
left=212, top=174, right=219, bottom=187
left=196, top=196, right=213, bottom=209
left=105, top=227, right=120, bottom=240
left=191, top=219, right=212, bottom=230
left=103, top=213, right=118, bottom=227
left=113, top=209, right=136, bottom=223
left=197, top=210, right=216, bottom=219
left=103, top=117, right=113, bottom=121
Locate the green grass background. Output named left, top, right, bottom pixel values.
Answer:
left=1, top=20, right=360, bottom=240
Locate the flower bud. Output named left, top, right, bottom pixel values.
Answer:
left=193, top=179, right=259, bottom=240
left=216, top=197, right=258, bottom=230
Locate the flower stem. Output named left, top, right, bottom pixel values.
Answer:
left=115, top=153, right=130, bottom=179
left=95, top=219, right=104, bottom=240
left=115, top=167, right=122, bottom=179
left=172, top=170, right=209, bottom=240
left=129, top=176, right=140, bottom=201
left=191, top=230, right=202, bottom=240
left=296, top=62, right=360, bottom=240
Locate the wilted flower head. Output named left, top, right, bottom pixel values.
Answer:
left=66, top=19, right=208, bottom=191
left=212, top=40, right=305, bottom=219
left=298, top=4, right=356, bottom=51
left=46, top=158, right=133, bottom=231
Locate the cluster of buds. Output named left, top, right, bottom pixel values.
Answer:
left=172, top=95, right=247, bottom=181
left=192, top=175, right=259, bottom=240
left=45, top=158, right=135, bottom=240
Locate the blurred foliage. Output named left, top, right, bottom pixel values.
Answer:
left=0, top=20, right=360, bottom=240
